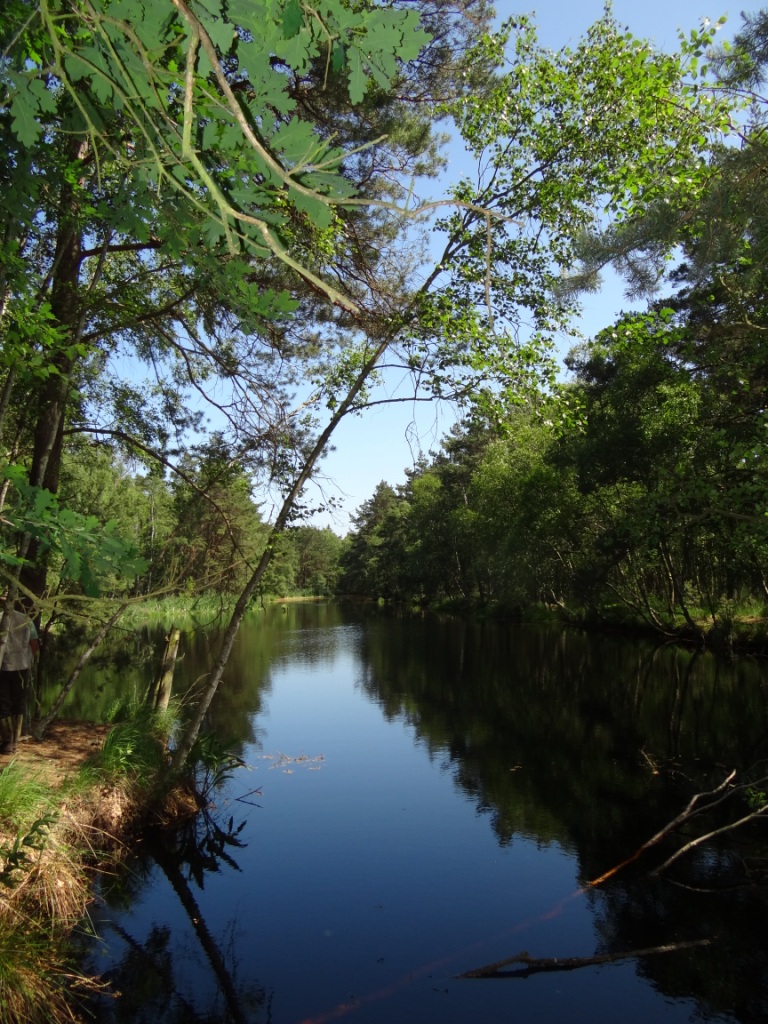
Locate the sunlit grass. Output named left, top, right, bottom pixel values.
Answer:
left=80, top=700, right=175, bottom=786
left=0, top=698, right=197, bottom=1023
left=0, top=766, right=95, bottom=1024
left=119, top=592, right=240, bottom=628
left=0, top=913, right=85, bottom=1024
left=115, top=591, right=310, bottom=628
left=0, top=760, right=53, bottom=831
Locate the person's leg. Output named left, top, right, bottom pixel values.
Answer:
left=0, top=671, right=13, bottom=753
left=10, top=714, right=23, bottom=750
left=1, top=671, right=26, bottom=754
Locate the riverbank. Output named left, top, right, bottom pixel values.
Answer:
left=0, top=721, right=199, bottom=1024
left=416, top=596, right=768, bottom=657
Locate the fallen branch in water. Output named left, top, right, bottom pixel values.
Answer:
left=458, top=939, right=712, bottom=979
left=459, top=769, right=768, bottom=981
left=652, top=803, right=768, bottom=875
left=587, top=769, right=738, bottom=887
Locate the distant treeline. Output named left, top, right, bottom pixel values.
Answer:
left=24, top=440, right=346, bottom=601
left=339, top=319, right=768, bottom=634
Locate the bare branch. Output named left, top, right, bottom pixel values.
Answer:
left=652, top=804, right=768, bottom=875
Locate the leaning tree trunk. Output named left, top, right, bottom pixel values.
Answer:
left=168, top=330, right=394, bottom=772
left=35, top=603, right=128, bottom=737
left=167, top=197, right=483, bottom=772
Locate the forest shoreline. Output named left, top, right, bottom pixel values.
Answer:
left=116, top=592, right=768, bottom=658
left=393, top=597, right=768, bottom=658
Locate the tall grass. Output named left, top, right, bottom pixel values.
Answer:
left=120, top=592, right=240, bottom=628
left=0, top=761, right=52, bottom=831
left=0, top=687, right=217, bottom=1023
left=0, top=914, right=85, bottom=1024
left=0, top=764, right=94, bottom=1024
left=80, top=698, right=176, bottom=786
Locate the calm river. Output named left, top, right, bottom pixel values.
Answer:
left=70, top=601, right=768, bottom=1023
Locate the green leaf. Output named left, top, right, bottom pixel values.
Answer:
left=9, top=89, right=42, bottom=146
left=270, top=116, right=321, bottom=165
left=202, top=13, right=236, bottom=54
left=347, top=46, right=366, bottom=104
left=292, top=189, right=333, bottom=228
left=281, top=0, right=303, bottom=39
left=27, top=79, right=58, bottom=116
left=204, top=218, right=227, bottom=246
left=331, top=41, right=345, bottom=73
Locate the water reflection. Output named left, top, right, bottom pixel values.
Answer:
left=351, top=608, right=768, bottom=1021
left=77, top=603, right=768, bottom=1024
left=85, top=804, right=267, bottom=1024
left=355, top=612, right=768, bottom=847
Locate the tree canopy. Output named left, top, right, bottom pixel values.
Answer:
left=0, top=0, right=750, bottom=745
left=341, top=9, right=768, bottom=648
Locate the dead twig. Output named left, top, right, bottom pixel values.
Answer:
left=652, top=804, right=768, bottom=875
left=587, top=770, right=737, bottom=887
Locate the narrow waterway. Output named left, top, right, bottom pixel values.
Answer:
left=74, top=602, right=768, bottom=1023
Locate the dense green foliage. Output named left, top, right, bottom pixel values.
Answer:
left=58, top=443, right=346, bottom=598
left=0, top=0, right=484, bottom=616
left=0, top=0, right=749, bottom=735
left=340, top=11, right=768, bottom=642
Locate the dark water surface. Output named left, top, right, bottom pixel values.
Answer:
left=77, top=602, right=768, bottom=1024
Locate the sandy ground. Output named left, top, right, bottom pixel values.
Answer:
left=2, top=720, right=113, bottom=786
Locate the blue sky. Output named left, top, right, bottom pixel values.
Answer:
left=306, top=0, right=737, bottom=533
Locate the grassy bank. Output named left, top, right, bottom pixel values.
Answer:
left=0, top=712, right=200, bottom=1024
left=118, top=592, right=329, bottom=629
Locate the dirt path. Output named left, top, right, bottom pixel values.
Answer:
left=2, top=720, right=112, bottom=786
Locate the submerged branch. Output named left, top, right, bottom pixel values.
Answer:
left=459, top=939, right=713, bottom=979
left=652, top=804, right=768, bottom=875
left=459, top=771, right=755, bottom=980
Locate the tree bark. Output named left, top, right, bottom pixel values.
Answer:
left=147, top=627, right=182, bottom=713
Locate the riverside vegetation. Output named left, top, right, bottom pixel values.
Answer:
left=0, top=699, right=243, bottom=1024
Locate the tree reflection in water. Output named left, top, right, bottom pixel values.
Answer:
left=84, top=804, right=269, bottom=1024
left=77, top=604, right=768, bottom=1024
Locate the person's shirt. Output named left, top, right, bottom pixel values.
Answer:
left=1, top=610, right=37, bottom=671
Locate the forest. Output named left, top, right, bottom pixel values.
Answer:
left=1, top=0, right=767, bottom=716
left=3, top=5, right=768, bottom=1019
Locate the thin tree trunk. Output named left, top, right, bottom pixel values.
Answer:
left=169, top=337, right=390, bottom=771
left=168, top=196, right=502, bottom=772
left=659, top=537, right=699, bottom=633
left=34, top=603, right=128, bottom=738
left=147, top=626, right=182, bottom=712
left=0, top=367, right=17, bottom=446
left=0, top=432, right=22, bottom=512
